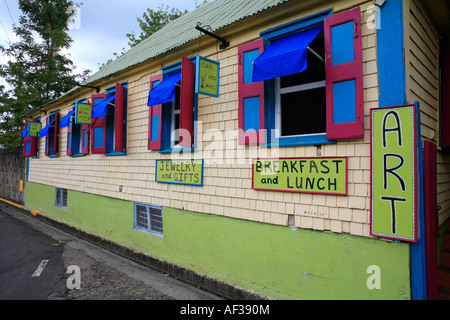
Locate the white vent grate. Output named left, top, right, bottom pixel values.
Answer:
left=134, top=203, right=163, bottom=237
left=55, top=187, right=67, bottom=209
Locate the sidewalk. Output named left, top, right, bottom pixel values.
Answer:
left=0, top=200, right=224, bottom=300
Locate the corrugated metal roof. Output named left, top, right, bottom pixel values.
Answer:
left=82, top=0, right=291, bottom=85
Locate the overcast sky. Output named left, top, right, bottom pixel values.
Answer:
left=0, top=0, right=200, bottom=89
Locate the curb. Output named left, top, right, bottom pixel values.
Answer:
left=0, top=198, right=271, bottom=300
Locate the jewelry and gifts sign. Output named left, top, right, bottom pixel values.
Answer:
left=370, top=104, right=418, bottom=242
left=156, top=159, right=204, bottom=186
left=252, top=157, right=348, bottom=195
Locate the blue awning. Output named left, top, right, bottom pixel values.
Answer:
left=147, top=72, right=181, bottom=107
left=21, top=127, right=29, bottom=138
left=60, top=110, right=76, bottom=128
left=252, top=26, right=323, bottom=82
left=40, top=119, right=55, bottom=137
left=91, top=95, right=116, bottom=119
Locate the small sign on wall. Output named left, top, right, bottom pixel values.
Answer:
left=370, top=104, right=418, bottom=242
left=195, top=56, right=220, bottom=97
left=28, top=122, right=42, bottom=137
left=252, top=157, right=347, bottom=195
left=156, top=159, right=204, bottom=186
left=76, top=102, right=92, bottom=124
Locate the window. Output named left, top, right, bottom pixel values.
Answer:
left=55, top=187, right=67, bottom=209
left=65, top=103, right=89, bottom=157
left=90, top=82, right=127, bottom=155
left=274, top=30, right=326, bottom=138
left=134, top=202, right=163, bottom=237
left=148, top=56, right=196, bottom=152
left=238, top=8, right=364, bottom=147
left=69, top=119, right=84, bottom=156
left=22, top=118, right=40, bottom=158
left=43, top=111, right=60, bottom=157
left=169, top=85, right=181, bottom=148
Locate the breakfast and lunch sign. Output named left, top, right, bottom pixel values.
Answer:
left=370, top=104, right=418, bottom=242
left=252, top=157, right=348, bottom=195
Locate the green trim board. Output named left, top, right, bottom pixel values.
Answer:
left=370, top=104, right=418, bottom=242
left=25, top=181, right=411, bottom=300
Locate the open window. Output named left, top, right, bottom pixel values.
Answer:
left=90, top=82, right=127, bottom=155
left=40, top=111, right=60, bottom=157
left=147, top=56, right=195, bottom=152
left=61, top=102, right=89, bottom=157
left=22, top=119, right=40, bottom=158
left=238, top=8, right=363, bottom=146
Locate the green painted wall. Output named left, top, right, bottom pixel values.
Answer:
left=25, top=182, right=411, bottom=299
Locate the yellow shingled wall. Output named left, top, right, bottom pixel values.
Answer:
left=28, top=0, right=380, bottom=237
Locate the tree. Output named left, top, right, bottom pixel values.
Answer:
left=0, top=0, right=90, bottom=149
left=98, top=2, right=210, bottom=70
left=126, top=4, right=188, bottom=48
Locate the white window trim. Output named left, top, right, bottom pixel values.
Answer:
left=274, top=77, right=327, bottom=139
left=170, top=97, right=181, bottom=148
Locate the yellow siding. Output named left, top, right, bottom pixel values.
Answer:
left=405, top=0, right=440, bottom=142
left=404, top=0, right=450, bottom=224
left=28, top=1, right=379, bottom=238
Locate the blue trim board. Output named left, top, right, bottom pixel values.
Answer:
left=410, top=101, right=427, bottom=300
left=377, top=0, right=407, bottom=107
left=260, top=9, right=331, bottom=40
left=377, top=0, right=425, bottom=300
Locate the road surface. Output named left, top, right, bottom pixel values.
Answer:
left=0, top=203, right=222, bottom=300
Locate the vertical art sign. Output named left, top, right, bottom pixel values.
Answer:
left=370, top=105, right=418, bottom=242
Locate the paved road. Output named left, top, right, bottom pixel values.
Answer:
left=0, top=204, right=223, bottom=300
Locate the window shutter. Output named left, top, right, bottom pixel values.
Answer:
left=115, top=82, right=126, bottom=153
left=23, top=122, right=38, bottom=157
left=91, top=93, right=107, bottom=154
left=238, top=39, right=265, bottom=145
left=324, top=7, right=364, bottom=140
left=179, top=56, right=195, bottom=148
left=53, top=110, right=59, bottom=156
left=148, top=74, right=163, bottom=150
left=45, top=116, right=50, bottom=156
left=81, top=122, right=90, bottom=155
left=67, top=108, right=73, bottom=156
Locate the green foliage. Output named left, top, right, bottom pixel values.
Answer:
left=126, top=4, right=188, bottom=48
left=98, top=4, right=189, bottom=70
left=0, top=0, right=91, bottom=149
